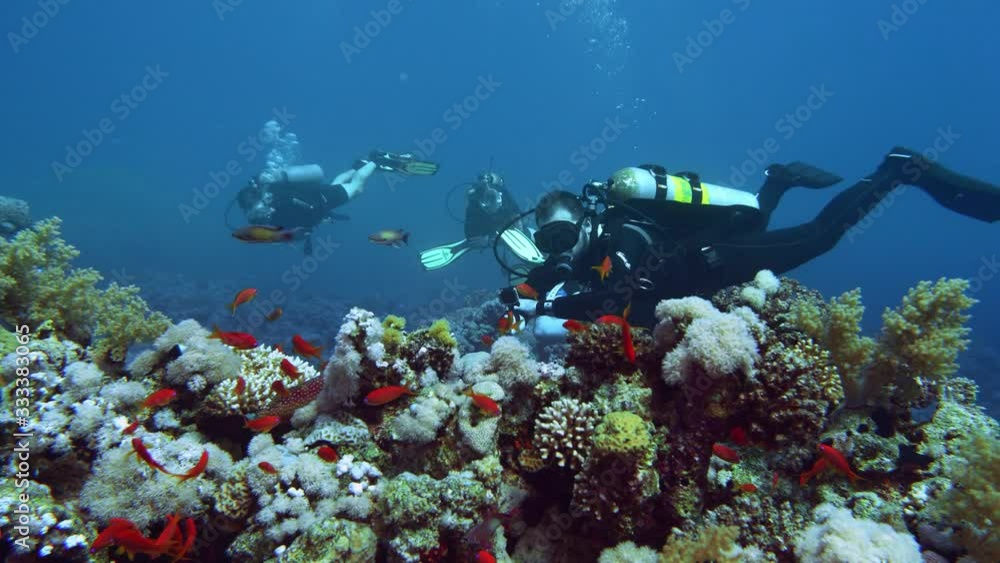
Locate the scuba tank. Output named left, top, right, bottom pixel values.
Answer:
left=602, top=165, right=763, bottom=237
left=277, top=164, right=325, bottom=185
left=607, top=165, right=759, bottom=209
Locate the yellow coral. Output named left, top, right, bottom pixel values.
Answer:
left=593, top=411, right=653, bottom=464
left=878, top=278, right=975, bottom=383
left=426, top=319, right=457, bottom=348
left=791, top=289, right=874, bottom=400
left=382, top=315, right=406, bottom=355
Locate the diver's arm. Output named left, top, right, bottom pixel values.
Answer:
left=534, top=315, right=569, bottom=342
left=538, top=289, right=633, bottom=322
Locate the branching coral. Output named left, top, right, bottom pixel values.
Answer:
left=0, top=218, right=168, bottom=362
left=205, top=344, right=318, bottom=416
left=534, top=398, right=600, bottom=471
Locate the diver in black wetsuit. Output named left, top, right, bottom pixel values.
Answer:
left=504, top=147, right=1000, bottom=336
left=233, top=151, right=438, bottom=255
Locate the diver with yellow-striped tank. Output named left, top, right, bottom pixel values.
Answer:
left=496, top=148, right=1000, bottom=337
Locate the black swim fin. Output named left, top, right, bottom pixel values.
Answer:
left=881, top=147, right=1000, bottom=223
left=369, top=150, right=440, bottom=176
left=766, top=162, right=843, bottom=189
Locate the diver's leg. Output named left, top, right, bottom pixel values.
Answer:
left=755, top=163, right=844, bottom=228
left=696, top=168, right=902, bottom=288
left=331, top=169, right=356, bottom=185
left=878, top=147, right=1000, bottom=222
left=342, top=161, right=377, bottom=198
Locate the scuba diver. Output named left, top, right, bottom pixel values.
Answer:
left=231, top=150, right=439, bottom=255
left=419, top=170, right=544, bottom=273
left=497, top=146, right=1000, bottom=338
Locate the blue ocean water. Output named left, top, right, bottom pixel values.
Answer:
left=4, top=1, right=998, bottom=411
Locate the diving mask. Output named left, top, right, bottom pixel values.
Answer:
left=533, top=220, right=582, bottom=255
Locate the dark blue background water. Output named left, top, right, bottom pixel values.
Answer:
left=4, top=2, right=998, bottom=409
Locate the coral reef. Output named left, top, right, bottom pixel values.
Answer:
left=0, top=195, right=30, bottom=238
left=794, top=504, right=922, bottom=562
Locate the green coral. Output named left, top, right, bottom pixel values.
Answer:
left=382, top=314, right=406, bottom=355
left=0, top=218, right=168, bottom=363
left=871, top=278, right=975, bottom=401
left=593, top=411, right=654, bottom=464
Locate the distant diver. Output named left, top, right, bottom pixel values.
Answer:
left=496, top=147, right=1000, bottom=336
left=419, top=170, right=543, bottom=275
left=230, top=150, right=438, bottom=255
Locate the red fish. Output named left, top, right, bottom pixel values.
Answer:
left=122, top=420, right=142, bottom=435
left=175, top=450, right=209, bottom=483
left=258, top=461, right=278, bottom=474
left=280, top=358, right=300, bottom=379
left=465, top=389, right=501, bottom=416
left=317, top=445, right=339, bottom=462
left=799, top=457, right=829, bottom=486
left=497, top=311, right=521, bottom=336
left=130, top=438, right=170, bottom=475
left=90, top=519, right=136, bottom=553
left=292, top=334, right=322, bottom=359
left=562, top=319, right=587, bottom=332
left=515, top=283, right=539, bottom=299
left=712, top=443, right=740, bottom=463
left=271, top=380, right=289, bottom=397
left=265, top=307, right=283, bottom=321
left=818, top=444, right=865, bottom=484
left=364, top=385, right=416, bottom=406
left=481, top=334, right=494, bottom=347
left=591, top=255, right=612, bottom=281
left=244, top=415, right=282, bottom=433
left=772, top=471, right=780, bottom=488
left=141, top=389, right=177, bottom=409
left=235, top=376, right=246, bottom=396
left=729, top=426, right=749, bottom=446
left=737, top=483, right=758, bottom=493
left=476, top=550, right=497, bottom=563
left=229, top=288, right=257, bottom=315
left=174, top=518, right=196, bottom=562
left=232, top=225, right=301, bottom=243
left=597, top=314, right=635, bottom=362
left=210, top=326, right=259, bottom=349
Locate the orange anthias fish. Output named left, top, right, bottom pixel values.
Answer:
left=258, top=461, right=279, bottom=474
left=799, top=457, right=829, bottom=486
left=265, top=307, right=283, bottom=321
left=591, top=255, right=612, bottom=281
left=597, top=314, right=636, bottom=362
left=141, top=388, right=177, bottom=409
left=91, top=514, right=196, bottom=561
left=280, top=358, right=300, bottom=379
left=481, top=334, right=494, bottom=347
left=209, top=326, right=259, bottom=349
left=712, top=443, right=741, bottom=463
left=292, top=334, right=323, bottom=360
left=515, top=283, right=539, bottom=299
left=235, top=376, right=246, bottom=396
left=175, top=450, right=209, bottom=483
left=232, top=224, right=301, bottom=243
left=229, top=288, right=257, bottom=315
left=737, top=483, right=758, bottom=493
left=364, top=385, right=417, bottom=406
left=244, top=415, right=282, bottom=433
left=130, top=438, right=171, bottom=475
left=562, top=319, right=587, bottom=333
left=465, top=389, right=501, bottom=417
left=317, top=445, right=339, bottom=462
left=818, top=444, right=866, bottom=484
left=476, top=550, right=497, bottom=563
left=122, top=420, right=142, bottom=435
left=497, top=311, right=521, bottom=336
